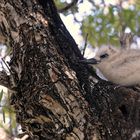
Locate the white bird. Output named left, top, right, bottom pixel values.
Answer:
left=81, top=46, right=140, bottom=86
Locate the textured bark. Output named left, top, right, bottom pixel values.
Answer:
left=0, top=0, right=140, bottom=140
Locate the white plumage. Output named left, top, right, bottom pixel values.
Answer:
left=86, top=46, right=140, bottom=86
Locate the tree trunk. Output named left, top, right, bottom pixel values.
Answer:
left=0, top=0, right=140, bottom=140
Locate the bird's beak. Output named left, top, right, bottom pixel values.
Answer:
left=79, top=58, right=101, bottom=64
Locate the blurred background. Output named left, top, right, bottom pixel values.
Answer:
left=0, top=0, right=140, bottom=136
left=56, top=0, right=140, bottom=57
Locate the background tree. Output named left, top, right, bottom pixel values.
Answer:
left=0, top=0, right=140, bottom=140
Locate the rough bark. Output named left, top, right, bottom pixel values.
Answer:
left=0, top=0, right=140, bottom=140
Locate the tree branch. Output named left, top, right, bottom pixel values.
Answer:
left=0, top=71, right=10, bottom=89
left=58, top=0, right=78, bottom=13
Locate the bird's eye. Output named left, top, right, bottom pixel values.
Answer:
left=100, top=53, right=109, bottom=59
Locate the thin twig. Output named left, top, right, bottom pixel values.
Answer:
left=82, top=33, right=88, bottom=56
left=58, top=0, right=78, bottom=13
left=1, top=58, right=11, bottom=73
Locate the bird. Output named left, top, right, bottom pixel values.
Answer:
left=80, top=46, right=140, bottom=86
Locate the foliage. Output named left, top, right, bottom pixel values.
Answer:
left=0, top=88, right=17, bottom=135
left=55, top=0, right=140, bottom=47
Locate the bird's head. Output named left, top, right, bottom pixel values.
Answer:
left=80, top=46, right=119, bottom=65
